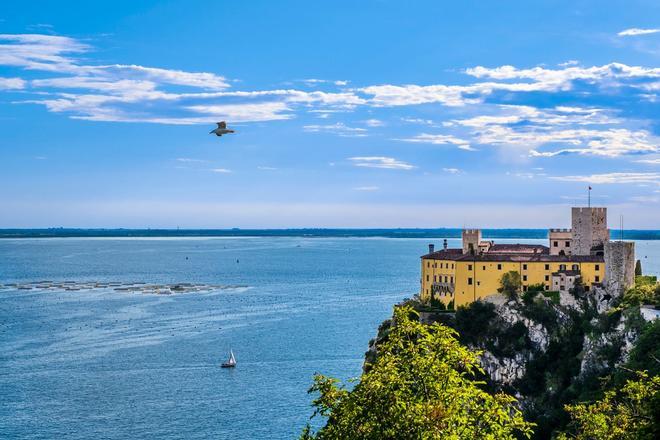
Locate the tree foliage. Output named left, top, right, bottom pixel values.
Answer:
left=499, top=271, right=522, bottom=300
left=558, top=372, right=660, bottom=440
left=302, top=306, right=534, bottom=439
left=621, top=278, right=660, bottom=308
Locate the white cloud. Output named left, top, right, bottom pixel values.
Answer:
left=397, top=133, right=475, bottom=151
left=636, top=158, right=660, bottom=164
left=527, top=128, right=658, bottom=157
left=257, top=166, right=277, bottom=170
left=363, top=118, right=384, bottom=127
left=442, top=167, right=462, bottom=174
left=401, top=117, right=435, bottom=125
left=353, top=186, right=380, bottom=191
left=303, top=122, right=368, bottom=137
left=551, top=172, right=660, bottom=185
left=348, top=156, right=415, bottom=170
left=0, top=77, right=26, bottom=89
left=187, top=102, right=292, bottom=122
left=211, top=168, right=232, bottom=173
left=618, top=28, right=660, bottom=37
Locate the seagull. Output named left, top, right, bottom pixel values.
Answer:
left=209, top=121, right=235, bottom=137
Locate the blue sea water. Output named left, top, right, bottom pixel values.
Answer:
left=1, top=237, right=659, bottom=439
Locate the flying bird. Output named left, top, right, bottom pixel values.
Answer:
left=209, top=121, right=235, bottom=137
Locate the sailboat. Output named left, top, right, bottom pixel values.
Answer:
left=221, top=349, right=236, bottom=368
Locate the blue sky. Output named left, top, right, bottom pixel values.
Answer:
left=1, top=0, right=659, bottom=228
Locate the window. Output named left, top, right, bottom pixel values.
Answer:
left=523, top=275, right=528, bottom=281
left=482, top=265, right=486, bottom=270
left=545, top=275, right=549, bottom=281
left=497, top=264, right=502, bottom=270
left=565, top=241, right=570, bottom=247
left=595, top=275, right=600, bottom=282
left=523, top=285, right=528, bottom=291
left=468, top=277, right=473, bottom=285
left=427, top=262, right=430, bottom=268
left=434, top=275, right=437, bottom=282
left=523, top=264, right=527, bottom=270
left=560, top=264, right=566, bottom=271
left=450, top=276, right=453, bottom=283
left=572, top=264, right=579, bottom=271
left=554, top=241, right=558, bottom=247
left=468, top=264, right=473, bottom=271
left=444, top=276, right=448, bottom=283
left=426, top=275, right=429, bottom=281
left=545, top=264, right=550, bottom=270
left=595, top=264, right=600, bottom=271
left=451, top=264, right=454, bottom=269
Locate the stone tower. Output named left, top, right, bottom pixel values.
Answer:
left=604, top=241, right=635, bottom=297
left=462, top=229, right=481, bottom=255
left=571, top=207, right=609, bottom=255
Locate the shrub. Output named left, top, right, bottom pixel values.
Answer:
left=499, top=271, right=522, bottom=300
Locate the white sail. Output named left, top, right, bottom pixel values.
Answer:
left=228, top=350, right=236, bottom=365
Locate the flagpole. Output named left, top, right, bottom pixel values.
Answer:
left=588, top=186, right=591, bottom=208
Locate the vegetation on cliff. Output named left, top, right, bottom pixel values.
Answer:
left=331, top=275, right=660, bottom=439
left=301, top=306, right=534, bottom=439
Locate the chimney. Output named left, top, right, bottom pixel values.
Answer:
left=428, top=244, right=435, bottom=254
left=443, top=239, right=448, bottom=250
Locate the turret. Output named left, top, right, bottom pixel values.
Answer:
left=462, top=229, right=481, bottom=255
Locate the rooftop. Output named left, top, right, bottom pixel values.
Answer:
left=422, top=245, right=604, bottom=263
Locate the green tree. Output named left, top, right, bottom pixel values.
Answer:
left=621, top=281, right=660, bottom=308
left=301, top=306, right=534, bottom=439
left=635, top=259, right=643, bottom=276
left=558, top=372, right=660, bottom=440
left=499, top=271, right=522, bottom=300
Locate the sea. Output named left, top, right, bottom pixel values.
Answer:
left=1, top=234, right=659, bottom=439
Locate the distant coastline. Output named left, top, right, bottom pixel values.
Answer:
left=2, top=228, right=660, bottom=240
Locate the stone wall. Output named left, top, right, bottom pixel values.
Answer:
left=462, top=229, right=481, bottom=255
left=604, top=241, right=635, bottom=298
left=572, top=207, right=609, bottom=255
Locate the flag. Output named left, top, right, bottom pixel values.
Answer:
left=588, top=186, right=592, bottom=190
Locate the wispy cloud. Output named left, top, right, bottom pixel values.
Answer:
left=636, top=158, right=660, bottom=164
left=0, top=77, right=26, bottom=89
left=397, top=133, right=475, bottom=151
left=257, top=166, right=277, bottom=170
left=630, top=195, right=660, bottom=203
left=348, top=156, right=415, bottom=170
left=617, top=28, right=660, bottom=37
left=211, top=168, right=232, bottom=173
left=551, top=172, right=660, bottom=185
left=353, top=186, right=380, bottom=191
left=443, top=167, right=462, bottom=174
left=303, top=122, right=368, bottom=137
left=363, top=118, right=384, bottom=127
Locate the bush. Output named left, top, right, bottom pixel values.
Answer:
left=499, top=271, right=522, bottom=300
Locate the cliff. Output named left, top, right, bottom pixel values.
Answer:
left=365, top=279, right=660, bottom=439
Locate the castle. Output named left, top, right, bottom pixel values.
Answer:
left=420, top=207, right=636, bottom=307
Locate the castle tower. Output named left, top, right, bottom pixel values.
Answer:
left=571, top=207, right=609, bottom=255
left=462, top=229, right=481, bottom=255
left=549, top=228, right=572, bottom=256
